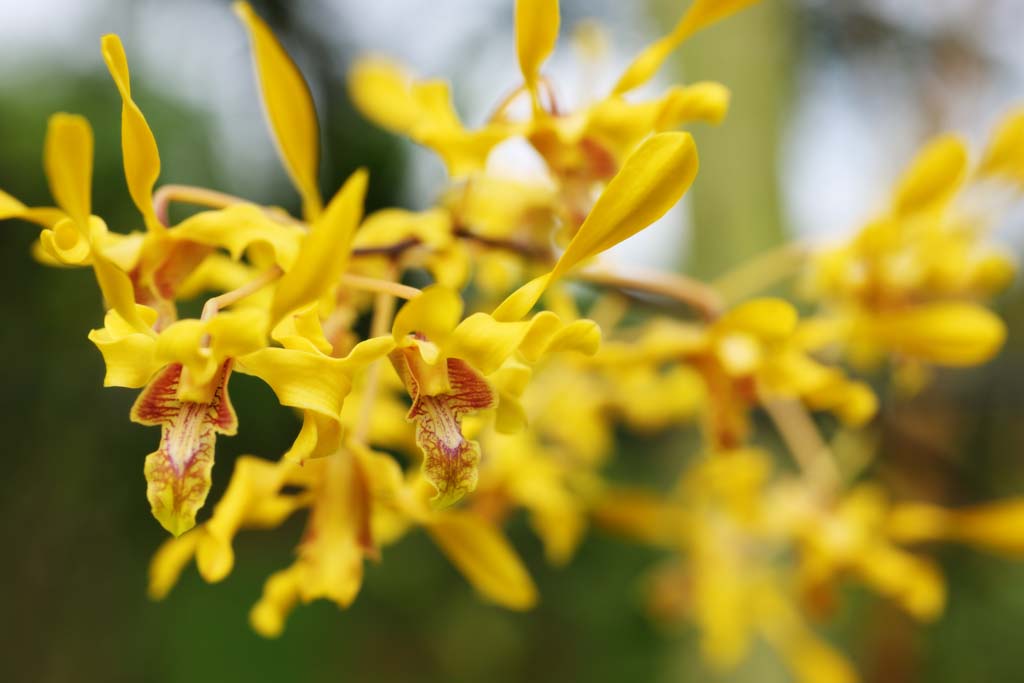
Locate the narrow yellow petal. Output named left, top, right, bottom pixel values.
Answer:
left=978, top=108, right=1024, bottom=187
left=0, top=189, right=26, bottom=220
left=44, top=113, right=93, bottom=229
left=427, top=511, right=538, bottom=609
left=515, top=0, right=560, bottom=113
left=270, top=169, right=367, bottom=324
left=234, top=2, right=323, bottom=219
left=494, top=132, right=699, bottom=321
left=90, top=236, right=156, bottom=336
left=101, top=35, right=163, bottom=232
left=612, top=0, right=762, bottom=95
left=892, top=134, right=968, bottom=216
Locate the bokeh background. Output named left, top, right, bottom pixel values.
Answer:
left=2, top=0, right=1023, bottom=681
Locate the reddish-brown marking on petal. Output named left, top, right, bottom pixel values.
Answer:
left=390, top=349, right=496, bottom=507
left=132, top=361, right=237, bottom=535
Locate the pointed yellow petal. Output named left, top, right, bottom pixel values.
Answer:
left=90, top=236, right=156, bottom=336
left=612, top=0, right=762, bottom=95
left=101, top=35, right=163, bottom=232
left=0, top=189, right=26, bottom=220
left=979, top=108, right=1024, bottom=187
left=235, top=2, right=322, bottom=219
left=148, top=533, right=201, bottom=599
left=494, top=132, right=699, bottom=321
left=515, top=0, right=560, bottom=113
left=892, top=134, right=968, bottom=216
left=427, top=511, right=538, bottom=609
left=44, top=113, right=93, bottom=229
left=270, top=169, right=367, bottom=324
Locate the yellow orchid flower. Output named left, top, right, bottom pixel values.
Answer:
left=349, top=0, right=749, bottom=189
left=387, top=284, right=599, bottom=507
left=807, top=118, right=1016, bottom=377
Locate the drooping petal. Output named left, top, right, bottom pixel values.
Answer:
left=515, top=0, right=560, bottom=114
left=101, top=35, right=163, bottom=232
left=270, top=169, right=367, bottom=324
left=391, top=350, right=497, bottom=507
left=612, top=0, right=762, bottom=95
left=426, top=511, right=538, bottom=609
left=234, top=2, right=323, bottom=219
left=494, top=132, right=699, bottom=321
left=44, top=113, right=93, bottom=230
left=892, top=134, right=968, bottom=217
left=132, top=362, right=238, bottom=536
left=867, top=302, right=1006, bottom=366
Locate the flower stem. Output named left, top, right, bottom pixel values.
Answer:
left=575, top=263, right=724, bottom=321
left=201, top=266, right=282, bottom=321
left=710, top=243, right=807, bottom=306
left=153, top=184, right=302, bottom=227
left=760, top=393, right=840, bottom=496
left=339, top=273, right=421, bottom=300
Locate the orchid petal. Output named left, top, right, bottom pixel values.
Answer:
left=101, top=35, right=163, bottom=232
left=44, top=113, right=93, bottom=230
left=494, top=132, right=698, bottom=321
left=613, top=0, right=761, bottom=95
left=515, top=0, right=560, bottom=114
left=427, top=511, right=538, bottom=609
left=271, top=169, right=367, bottom=324
left=235, top=2, right=323, bottom=219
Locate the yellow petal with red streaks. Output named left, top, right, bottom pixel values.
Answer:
left=234, top=2, right=323, bottom=219
left=391, top=351, right=496, bottom=507
left=133, top=362, right=238, bottom=536
left=101, top=35, right=163, bottom=232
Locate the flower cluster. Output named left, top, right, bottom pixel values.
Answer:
left=4, top=1, right=1023, bottom=680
